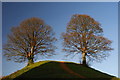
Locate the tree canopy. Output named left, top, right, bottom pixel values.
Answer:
left=62, top=14, right=113, bottom=65
left=3, top=17, right=57, bottom=65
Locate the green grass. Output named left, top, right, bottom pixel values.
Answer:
left=14, top=61, right=78, bottom=79
left=2, top=61, right=50, bottom=80
left=66, top=63, right=120, bottom=80
left=2, top=61, right=120, bottom=80
left=66, top=63, right=112, bottom=78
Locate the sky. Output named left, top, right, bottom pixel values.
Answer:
left=2, top=2, right=118, bottom=77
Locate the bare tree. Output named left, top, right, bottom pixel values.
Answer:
left=3, top=17, right=57, bottom=65
left=62, top=14, right=113, bottom=65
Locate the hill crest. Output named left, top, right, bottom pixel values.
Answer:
left=2, top=61, right=119, bottom=80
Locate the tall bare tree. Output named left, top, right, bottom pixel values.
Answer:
left=3, top=17, right=56, bottom=65
left=62, top=14, right=113, bottom=65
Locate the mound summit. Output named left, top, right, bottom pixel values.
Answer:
left=2, top=61, right=119, bottom=80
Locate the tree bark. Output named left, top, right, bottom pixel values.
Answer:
left=27, top=46, right=34, bottom=66
left=82, top=52, right=86, bottom=65
left=27, top=57, right=34, bottom=66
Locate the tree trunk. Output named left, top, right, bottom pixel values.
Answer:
left=82, top=52, right=86, bottom=65
left=27, top=56, right=34, bottom=66
left=27, top=46, right=34, bottom=66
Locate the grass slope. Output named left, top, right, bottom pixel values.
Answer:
left=2, top=61, right=119, bottom=80
left=2, top=61, right=50, bottom=80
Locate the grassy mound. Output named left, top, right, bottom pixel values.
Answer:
left=2, top=61, right=50, bottom=80
left=2, top=61, right=119, bottom=80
